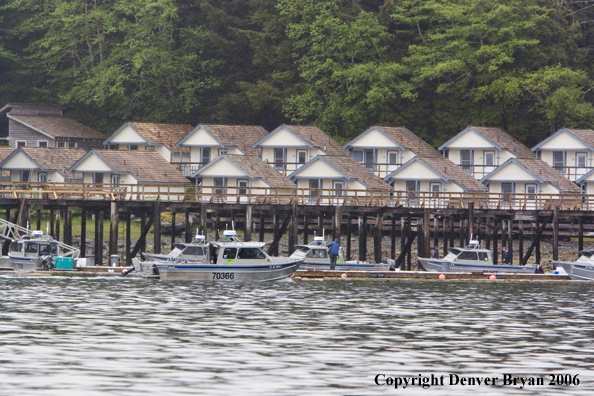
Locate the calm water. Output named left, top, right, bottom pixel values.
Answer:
left=0, top=277, right=592, bottom=396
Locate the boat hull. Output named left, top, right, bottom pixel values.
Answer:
left=418, top=258, right=536, bottom=273
left=554, top=261, right=594, bottom=280
left=158, top=259, right=302, bottom=281
left=10, top=256, right=51, bottom=272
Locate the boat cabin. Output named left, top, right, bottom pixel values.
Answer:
left=443, top=241, right=493, bottom=265
left=208, top=230, right=270, bottom=265
left=10, top=231, right=60, bottom=258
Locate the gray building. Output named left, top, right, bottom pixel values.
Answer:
left=0, top=103, right=104, bottom=150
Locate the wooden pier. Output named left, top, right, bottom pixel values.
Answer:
left=3, top=186, right=594, bottom=267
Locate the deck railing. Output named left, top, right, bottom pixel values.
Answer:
left=1, top=181, right=593, bottom=210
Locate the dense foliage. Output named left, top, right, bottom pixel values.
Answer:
left=2, top=0, right=594, bottom=147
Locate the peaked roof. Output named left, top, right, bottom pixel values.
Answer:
left=385, top=156, right=484, bottom=192
left=70, top=150, right=189, bottom=184
left=106, top=122, right=194, bottom=153
left=21, top=147, right=85, bottom=173
left=176, top=124, right=269, bottom=156
left=532, top=128, right=594, bottom=151
left=481, top=158, right=581, bottom=193
left=344, top=126, right=441, bottom=157
left=288, top=155, right=390, bottom=190
left=0, top=147, right=14, bottom=162
left=192, top=154, right=292, bottom=188
left=7, top=115, right=104, bottom=140
left=253, top=125, right=345, bottom=156
left=439, top=126, right=533, bottom=158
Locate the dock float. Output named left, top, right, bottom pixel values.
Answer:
left=295, top=269, right=576, bottom=282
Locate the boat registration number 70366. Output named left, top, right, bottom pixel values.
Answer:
left=212, top=272, right=234, bottom=280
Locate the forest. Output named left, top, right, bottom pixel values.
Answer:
left=1, top=0, right=594, bottom=148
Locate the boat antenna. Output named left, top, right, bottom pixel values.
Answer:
left=46, top=222, right=49, bottom=234
left=27, top=221, right=29, bottom=231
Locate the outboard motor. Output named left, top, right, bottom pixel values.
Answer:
left=40, top=255, right=54, bottom=271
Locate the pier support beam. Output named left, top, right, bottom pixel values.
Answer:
left=290, top=200, right=299, bottom=253
left=346, top=214, right=352, bottom=261
left=80, top=209, right=86, bottom=258
left=391, top=214, right=396, bottom=260
left=335, top=205, right=342, bottom=243
left=126, top=211, right=131, bottom=265
left=553, top=206, right=559, bottom=261
left=153, top=201, right=161, bottom=254
left=578, top=217, right=584, bottom=252
left=95, top=210, right=104, bottom=265
left=200, top=204, right=207, bottom=235
left=303, top=215, right=309, bottom=245
left=171, top=211, right=176, bottom=251
left=245, top=205, right=252, bottom=242
left=64, top=209, right=72, bottom=247
left=507, top=219, right=513, bottom=265
left=358, top=215, right=367, bottom=262
left=109, top=201, right=118, bottom=256
left=374, top=211, right=383, bottom=263
left=185, top=210, right=191, bottom=243
left=492, top=217, right=498, bottom=264
left=259, top=210, right=265, bottom=242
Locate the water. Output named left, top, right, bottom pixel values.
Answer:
left=0, top=277, right=592, bottom=396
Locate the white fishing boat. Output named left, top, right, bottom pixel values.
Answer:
left=553, top=251, right=594, bottom=280
left=290, top=236, right=389, bottom=271
left=418, top=240, right=536, bottom=273
left=131, top=230, right=302, bottom=281
left=9, top=230, right=80, bottom=272
left=141, top=232, right=208, bottom=264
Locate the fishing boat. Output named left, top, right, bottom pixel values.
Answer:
left=133, top=230, right=302, bottom=281
left=417, top=240, right=536, bottom=273
left=290, top=236, right=389, bottom=271
left=9, top=230, right=80, bottom=272
left=141, top=233, right=208, bottom=263
left=553, top=251, right=594, bottom=280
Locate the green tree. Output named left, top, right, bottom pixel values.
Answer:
left=278, top=0, right=408, bottom=139
left=391, top=0, right=594, bottom=144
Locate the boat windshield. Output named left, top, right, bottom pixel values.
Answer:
left=308, top=248, right=328, bottom=258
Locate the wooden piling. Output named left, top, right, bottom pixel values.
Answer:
left=374, top=211, right=383, bottom=263
left=153, top=201, right=161, bottom=254
left=553, top=206, right=559, bottom=261
left=245, top=205, right=252, bottom=242
left=358, top=215, right=367, bottom=262
left=126, top=211, right=131, bottom=265
left=346, top=214, right=352, bottom=260
left=171, top=211, right=176, bottom=251
left=80, top=209, right=86, bottom=258
left=109, top=201, right=118, bottom=256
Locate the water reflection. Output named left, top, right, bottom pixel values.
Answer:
left=0, top=277, right=592, bottom=395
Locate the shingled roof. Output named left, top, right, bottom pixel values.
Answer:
left=351, top=126, right=441, bottom=157
left=195, top=154, right=292, bottom=188
left=21, top=147, right=86, bottom=174
left=254, top=125, right=345, bottom=156
left=182, top=125, right=269, bottom=156
left=85, top=150, right=189, bottom=184
left=407, top=156, right=485, bottom=192
left=0, top=147, right=14, bottom=162
left=8, top=115, right=104, bottom=140
left=125, top=122, right=194, bottom=153
left=502, top=158, right=581, bottom=193
left=463, top=126, right=533, bottom=158
left=289, top=156, right=390, bottom=190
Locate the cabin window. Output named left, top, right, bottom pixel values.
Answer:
left=312, top=249, right=328, bottom=258
left=457, top=251, right=478, bottom=260
left=237, top=248, right=266, bottom=259
left=94, top=173, right=104, bottom=184
left=11, top=242, right=21, bottom=252
left=501, top=182, right=514, bottom=201
left=38, top=173, right=46, bottom=183
left=274, top=148, right=285, bottom=170
left=352, top=150, right=363, bottom=162
left=129, top=144, right=138, bottom=150
left=526, top=184, right=537, bottom=200
left=223, top=248, right=237, bottom=259
left=387, top=151, right=399, bottom=165
left=478, top=252, right=489, bottom=261
left=333, top=181, right=344, bottom=196
left=406, top=180, right=418, bottom=199
left=484, top=151, right=495, bottom=166
left=214, top=178, right=227, bottom=195
left=237, top=179, right=248, bottom=195
left=20, top=170, right=30, bottom=182
left=25, top=243, right=38, bottom=256
left=16, top=141, right=26, bottom=147
left=39, top=244, right=51, bottom=255
left=202, top=147, right=211, bottom=165
left=296, top=150, right=307, bottom=164
left=553, top=151, right=565, bottom=173
left=309, top=179, right=321, bottom=196
left=111, top=174, right=120, bottom=185
left=460, top=150, right=472, bottom=172
left=430, top=183, right=441, bottom=198
left=218, top=148, right=227, bottom=156
left=364, top=149, right=375, bottom=170
left=38, top=140, right=48, bottom=148
left=57, top=142, right=65, bottom=148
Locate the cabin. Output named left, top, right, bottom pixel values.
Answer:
left=384, top=156, right=484, bottom=207
left=190, top=154, right=292, bottom=203
left=439, top=126, right=533, bottom=179
left=0, top=103, right=104, bottom=150
left=0, top=147, right=85, bottom=183
left=67, top=150, right=190, bottom=201
left=343, top=126, right=440, bottom=177
left=252, top=125, right=345, bottom=174
left=531, top=128, right=594, bottom=181
left=0, top=147, right=15, bottom=181
left=175, top=124, right=269, bottom=176
left=286, top=155, right=390, bottom=204
left=103, top=122, right=194, bottom=165
left=480, top=158, right=581, bottom=209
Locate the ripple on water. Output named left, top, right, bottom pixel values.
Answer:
left=0, top=277, right=592, bottom=395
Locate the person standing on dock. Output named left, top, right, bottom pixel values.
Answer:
left=502, top=246, right=510, bottom=264
left=433, top=246, right=439, bottom=259
left=327, top=238, right=340, bottom=270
